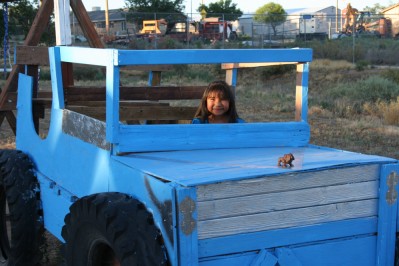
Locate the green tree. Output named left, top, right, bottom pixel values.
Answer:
left=363, top=3, right=387, bottom=14
left=1, top=0, right=55, bottom=45
left=254, top=2, right=286, bottom=36
left=124, top=0, right=185, bottom=26
left=198, top=0, right=243, bottom=21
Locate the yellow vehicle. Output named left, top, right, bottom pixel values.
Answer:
left=139, top=19, right=167, bottom=35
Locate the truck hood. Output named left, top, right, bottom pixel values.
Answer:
left=112, top=145, right=397, bottom=187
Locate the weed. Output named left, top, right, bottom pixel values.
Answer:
left=371, top=97, right=399, bottom=125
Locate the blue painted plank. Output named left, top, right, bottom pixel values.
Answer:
left=105, top=63, right=120, bottom=142
left=197, top=218, right=377, bottom=257
left=115, top=122, right=310, bottom=153
left=113, top=146, right=396, bottom=186
left=280, top=235, right=376, bottom=266
left=376, top=164, right=399, bottom=266
left=175, top=187, right=199, bottom=266
left=48, top=47, right=65, bottom=109
left=58, top=46, right=113, bottom=66
left=116, top=49, right=313, bottom=66
left=56, top=47, right=312, bottom=66
left=199, top=250, right=266, bottom=266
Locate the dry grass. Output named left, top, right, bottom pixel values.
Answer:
left=363, top=97, right=399, bottom=126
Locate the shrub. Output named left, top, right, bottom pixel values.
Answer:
left=157, top=36, right=184, bottom=49
left=381, top=69, right=399, bottom=84
left=355, top=60, right=369, bottom=71
left=328, top=76, right=399, bottom=115
left=363, top=97, right=399, bottom=125
left=74, top=66, right=105, bottom=81
left=375, top=97, right=399, bottom=125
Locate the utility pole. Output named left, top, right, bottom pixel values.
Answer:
left=336, top=0, right=338, bottom=32
left=105, top=0, right=109, bottom=35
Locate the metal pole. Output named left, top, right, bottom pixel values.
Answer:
left=352, top=23, right=355, bottom=65
left=105, top=0, right=109, bottom=35
left=336, top=0, right=338, bottom=32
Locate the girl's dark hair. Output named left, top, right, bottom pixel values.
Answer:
left=194, top=80, right=240, bottom=123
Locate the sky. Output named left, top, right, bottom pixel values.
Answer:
left=82, top=0, right=398, bottom=14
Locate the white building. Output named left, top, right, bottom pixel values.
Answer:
left=238, top=6, right=341, bottom=39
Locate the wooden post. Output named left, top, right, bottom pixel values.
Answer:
left=0, top=0, right=105, bottom=134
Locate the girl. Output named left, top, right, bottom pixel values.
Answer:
left=192, top=80, right=244, bottom=124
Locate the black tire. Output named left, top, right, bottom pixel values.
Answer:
left=62, top=193, right=169, bottom=266
left=0, top=150, right=43, bottom=266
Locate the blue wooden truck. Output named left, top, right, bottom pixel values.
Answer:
left=1, top=46, right=398, bottom=265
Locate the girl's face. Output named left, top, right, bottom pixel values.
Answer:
left=206, top=91, right=230, bottom=117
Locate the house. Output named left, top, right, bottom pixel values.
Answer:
left=382, top=3, right=399, bottom=37
left=71, top=7, right=136, bottom=39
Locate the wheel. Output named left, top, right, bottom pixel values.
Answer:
left=62, top=193, right=169, bottom=266
left=0, top=150, right=43, bottom=266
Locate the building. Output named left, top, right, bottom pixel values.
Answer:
left=382, top=3, right=399, bottom=37
left=238, top=6, right=341, bottom=40
left=71, top=7, right=136, bottom=39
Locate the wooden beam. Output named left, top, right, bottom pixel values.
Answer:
left=5, top=111, right=16, bottom=135
left=67, top=105, right=197, bottom=121
left=65, top=86, right=206, bottom=102
left=221, top=62, right=294, bottom=70
left=70, top=0, right=104, bottom=48
left=0, top=0, right=54, bottom=109
left=54, top=0, right=72, bottom=45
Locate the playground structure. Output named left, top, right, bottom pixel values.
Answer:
left=0, top=45, right=399, bottom=265
left=0, top=0, right=104, bottom=134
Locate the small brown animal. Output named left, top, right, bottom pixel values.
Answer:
left=277, top=153, right=295, bottom=168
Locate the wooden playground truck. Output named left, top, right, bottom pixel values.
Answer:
left=1, top=46, right=399, bottom=266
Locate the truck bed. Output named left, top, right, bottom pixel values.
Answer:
left=114, top=145, right=398, bottom=265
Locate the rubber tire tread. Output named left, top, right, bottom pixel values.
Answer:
left=62, top=192, right=168, bottom=266
left=0, top=149, right=43, bottom=266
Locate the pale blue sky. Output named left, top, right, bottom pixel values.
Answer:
left=82, top=0, right=398, bottom=14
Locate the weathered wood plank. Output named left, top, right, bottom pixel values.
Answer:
left=198, top=180, right=378, bottom=220
left=67, top=106, right=197, bottom=121
left=197, top=164, right=379, bottom=201
left=198, top=218, right=378, bottom=257
left=122, top=65, right=173, bottom=71
left=222, top=62, right=293, bottom=69
left=65, top=86, right=206, bottom=101
left=16, top=46, right=49, bottom=65
left=197, top=199, right=377, bottom=239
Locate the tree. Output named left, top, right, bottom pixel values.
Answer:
left=254, top=2, right=286, bottom=36
left=198, top=0, right=243, bottom=21
left=1, top=0, right=55, bottom=46
left=363, top=3, right=387, bottom=14
left=124, top=0, right=184, bottom=13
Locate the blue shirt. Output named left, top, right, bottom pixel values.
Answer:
left=192, top=118, right=245, bottom=124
